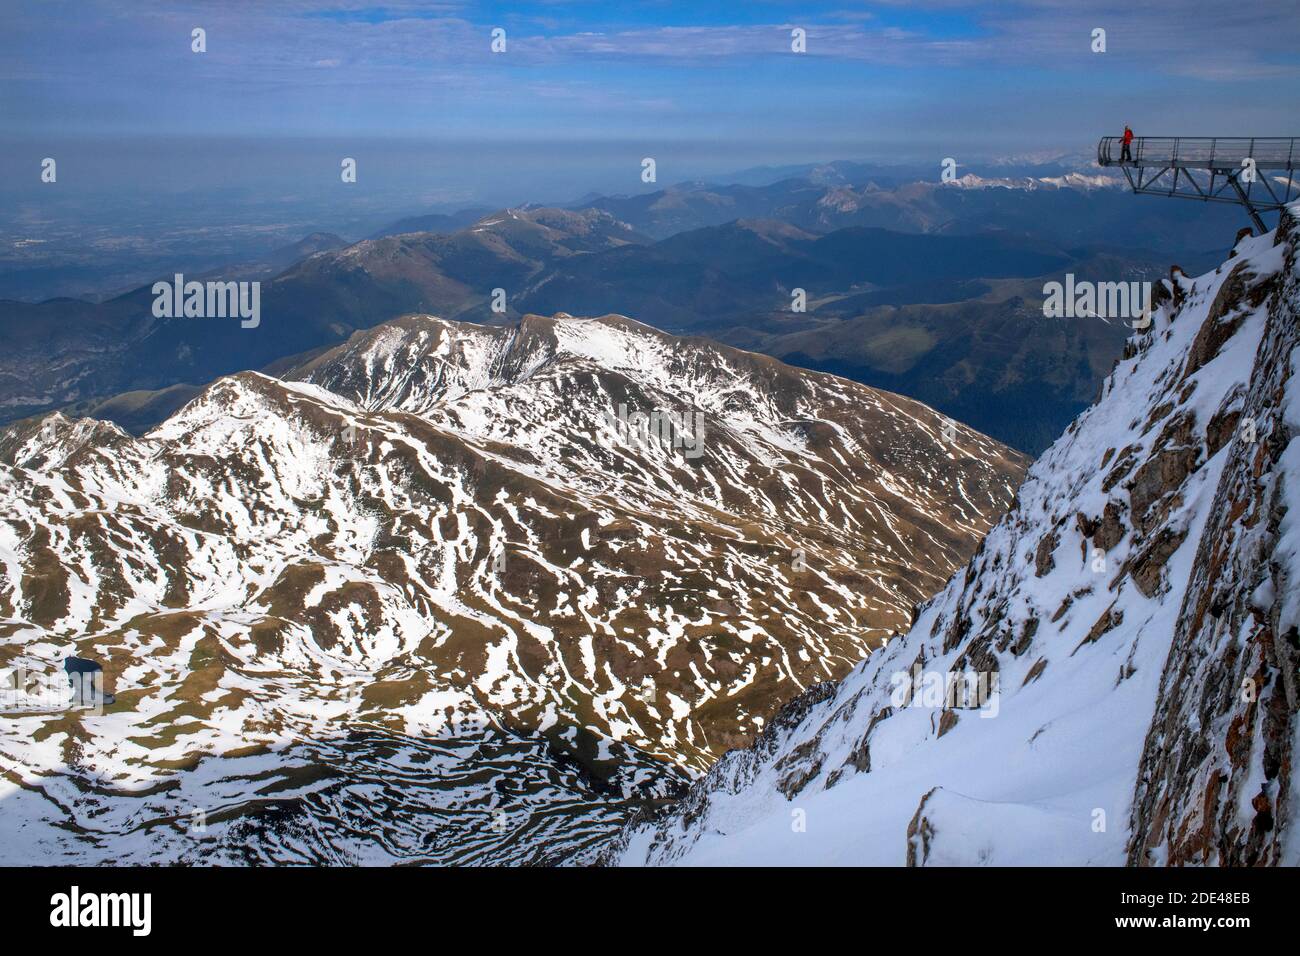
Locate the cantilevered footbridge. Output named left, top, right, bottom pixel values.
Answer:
left=1098, top=136, right=1299, bottom=233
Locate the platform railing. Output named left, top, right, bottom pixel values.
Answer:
left=1099, top=136, right=1297, bottom=170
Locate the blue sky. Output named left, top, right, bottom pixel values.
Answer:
left=3, top=1, right=1299, bottom=211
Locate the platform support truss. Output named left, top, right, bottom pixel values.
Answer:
left=1098, top=137, right=1299, bottom=234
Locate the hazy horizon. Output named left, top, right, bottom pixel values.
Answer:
left=4, top=0, right=1298, bottom=304
left=5, top=0, right=1299, bottom=223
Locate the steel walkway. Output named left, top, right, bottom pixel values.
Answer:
left=1097, top=136, right=1299, bottom=232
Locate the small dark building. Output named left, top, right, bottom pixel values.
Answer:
left=64, top=657, right=114, bottom=707
left=63, top=657, right=100, bottom=677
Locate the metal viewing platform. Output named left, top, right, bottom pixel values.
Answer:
left=1098, top=136, right=1299, bottom=232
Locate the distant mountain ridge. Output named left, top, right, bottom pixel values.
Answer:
left=0, top=207, right=642, bottom=424
left=1, top=158, right=1257, bottom=456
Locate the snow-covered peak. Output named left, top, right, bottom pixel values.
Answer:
left=941, top=171, right=1123, bottom=191
left=0, top=311, right=1025, bottom=865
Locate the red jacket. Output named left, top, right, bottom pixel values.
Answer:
left=1122, top=129, right=1134, bottom=144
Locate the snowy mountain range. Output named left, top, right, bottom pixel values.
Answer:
left=5, top=195, right=1296, bottom=868
left=604, top=207, right=1300, bottom=867
left=0, top=312, right=1022, bottom=864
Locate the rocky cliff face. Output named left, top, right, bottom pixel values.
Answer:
left=1128, top=212, right=1300, bottom=866
left=0, top=312, right=1022, bottom=864
left=605, top=208, right=1300, bottom=867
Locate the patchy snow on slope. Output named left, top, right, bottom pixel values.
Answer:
left=0, top=309, right=1024, bottom=865
left=608, top=212, right=1300, bottom=867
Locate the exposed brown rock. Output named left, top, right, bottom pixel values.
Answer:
left=905, top=787, right=939, bottom=867
left=828, top=708, right=885, bottom=787
left=1010, top=616, right=1038, bottom=656
left=1102, top=444, right=1141, bottom=493
left=1074, top=602, right=1123, bottom=653
left=775, top=737, right=824, bottom=799
left=1128, top=527, right=1188, bottom=598
left=1034, top=529, right=1059, bottom=577
left=1022, top=657, right=1048, bottom=686
left=1206, top=404, right=1244, bottom=458
left=1182, top=260, right=1250, bottom=382
left=1093, top=501, right=1126, bottom=552
left=1129, top=446, right=1198, bottom=531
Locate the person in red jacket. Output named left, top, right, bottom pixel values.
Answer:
left=1120, top=125, right=1134, bottom=162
